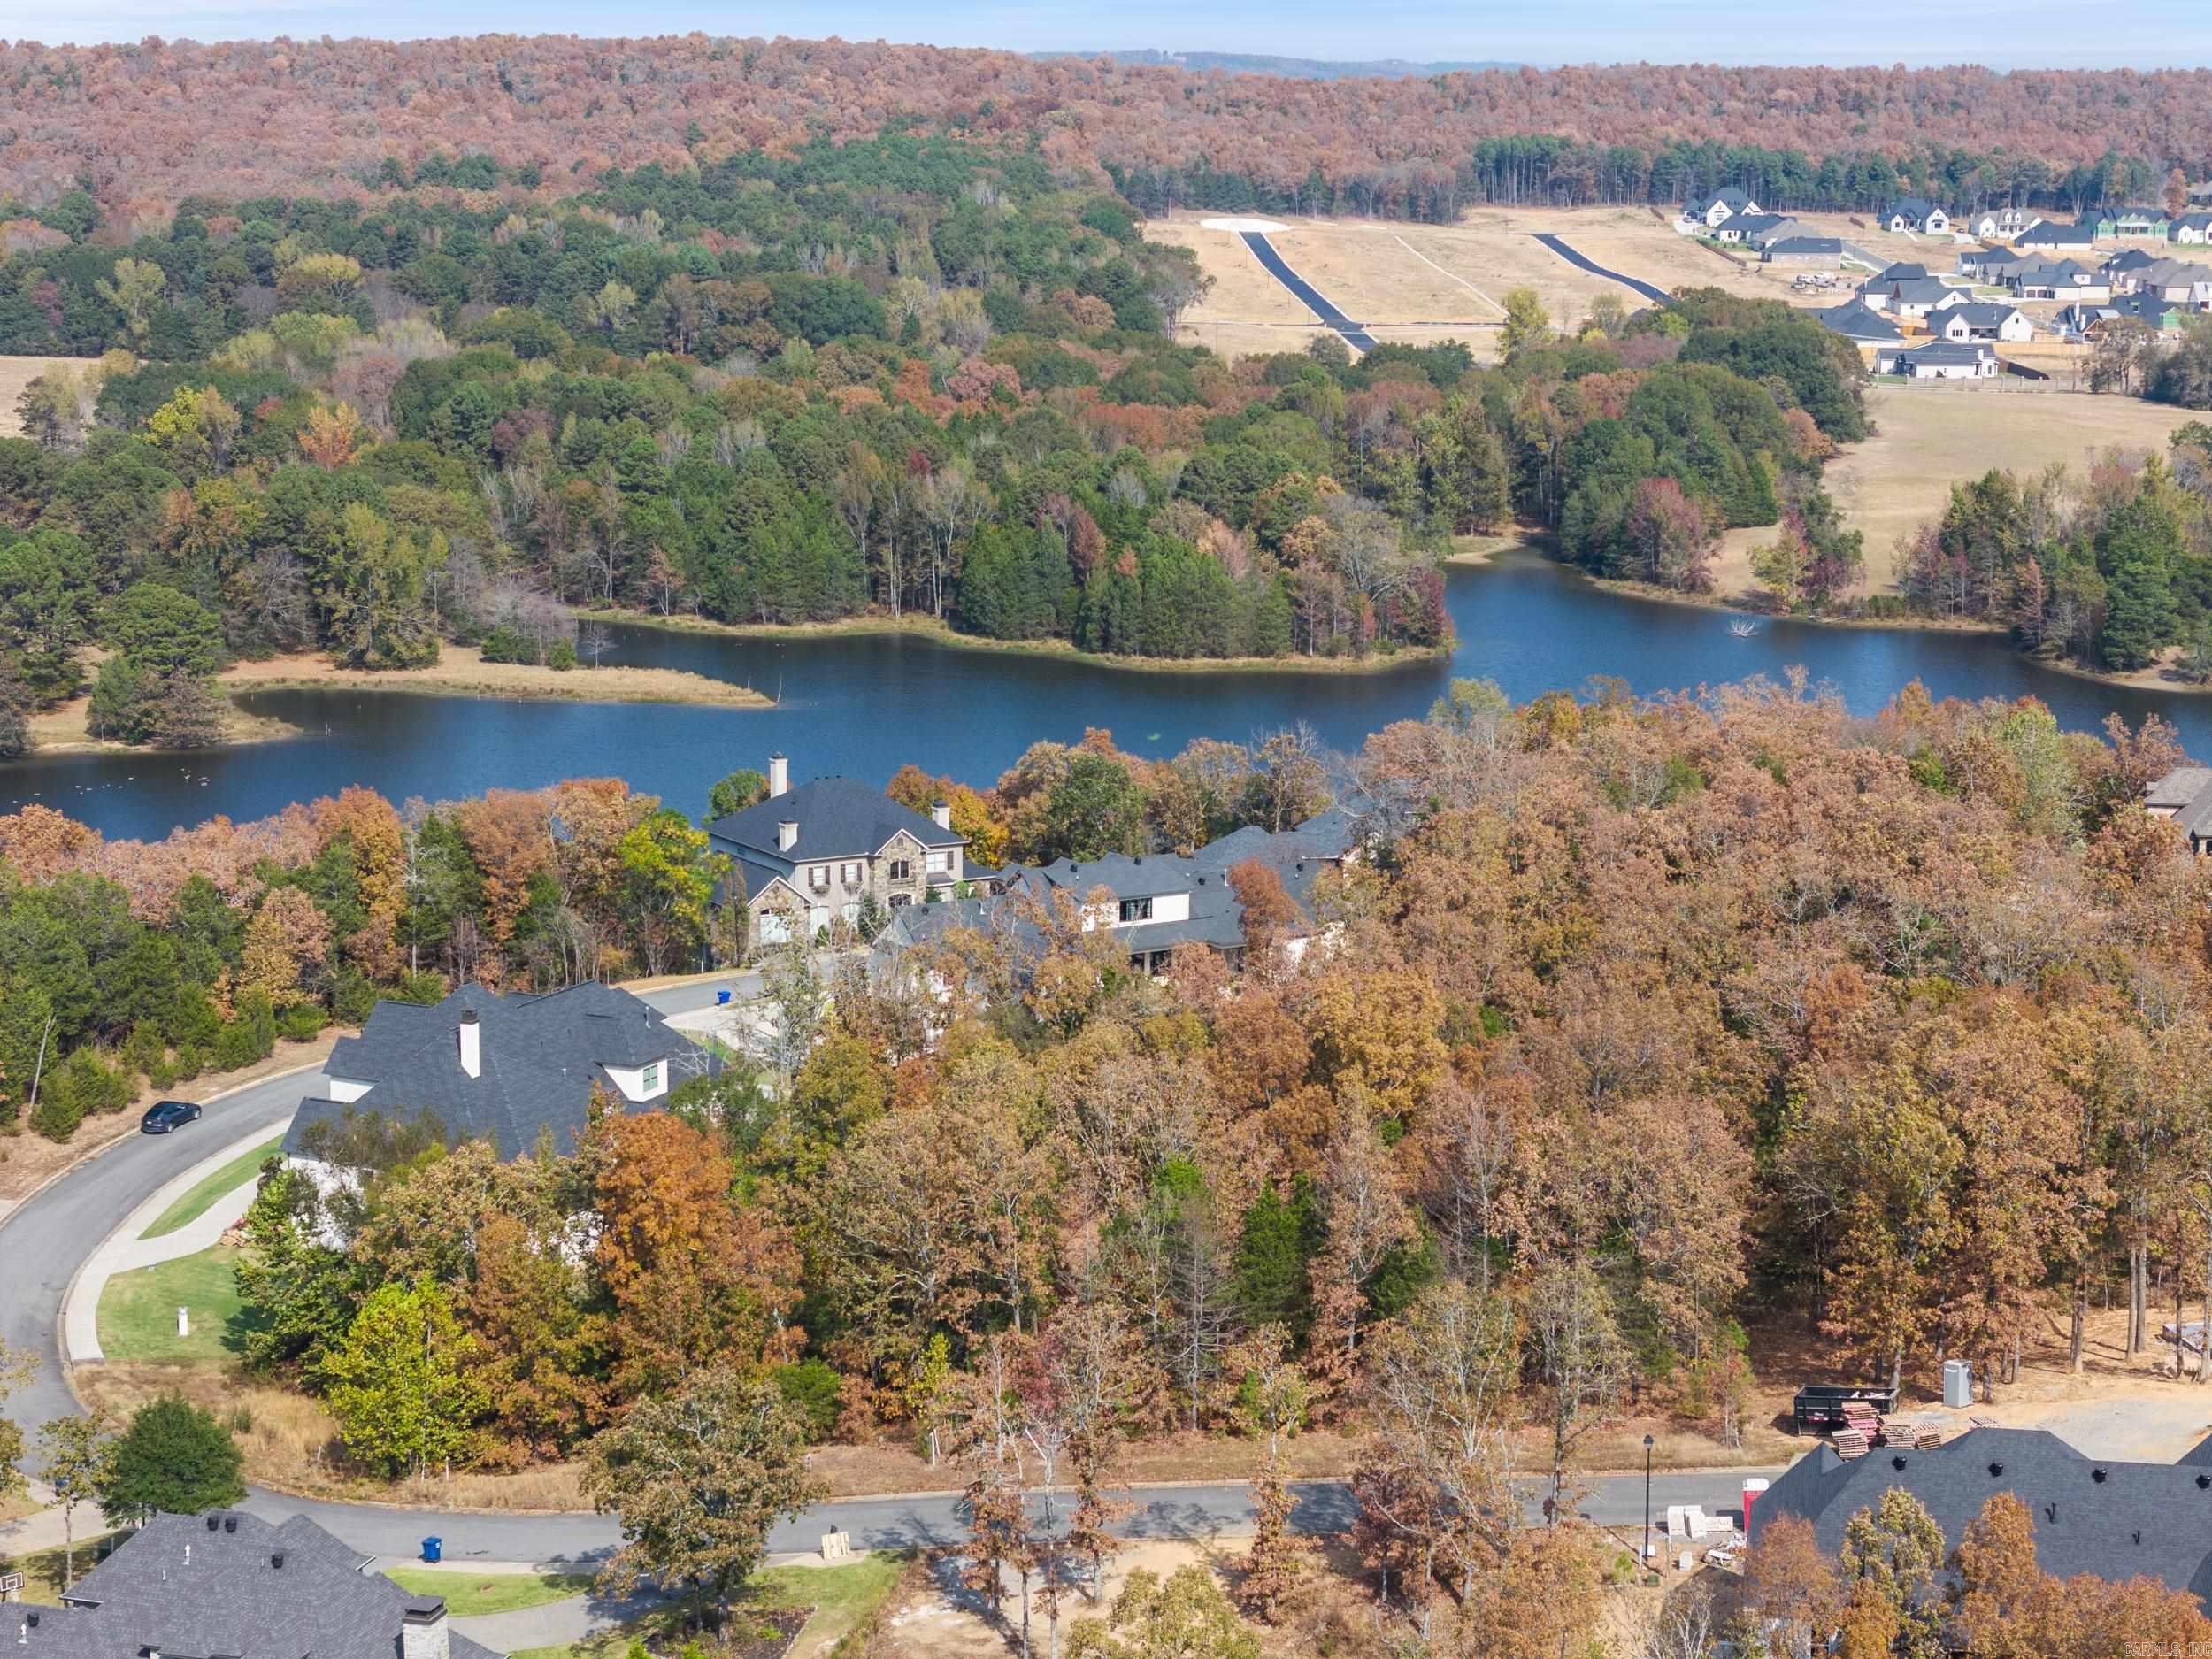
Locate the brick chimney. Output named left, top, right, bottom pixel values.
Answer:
left=457, top=1010, right=480, bottom=1079
left=932, top=801, right=951, bottom=831
left=768, top=752, right=789, bottom=798
left=401, top=1597, right=450, bottom=1659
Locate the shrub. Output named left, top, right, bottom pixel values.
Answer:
left=29, top=1079, right=86, bottom=1142
left=546, top=639, right=578, bottom=671
left=771, top=1359, right=843, bottom=1442
left=276, top=1003, right=326, bottom=1041
left=330, top=967, right=378, bottom=1025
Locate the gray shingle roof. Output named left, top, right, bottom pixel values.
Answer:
left=2147, top=765, right=2212, bottom=837
left=1816, top=300, right=1903, bottom=342
left=2022, top=219, right=2099, bottom=244
left=291, top=981, right=710, bottom=1161
left=708, top=777, right=962, bottom=863
left=1875, top=262, right=1930, bottom=281
left=1752, top=1427, right=2212, bottom=1605
left=29, top=1510, right=497, bottom=1659
left=1902, top=340, right=1994, bottom=365
left=1763, top=237, right=1842, bottom=257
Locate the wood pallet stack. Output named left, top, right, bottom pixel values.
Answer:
left=1833, top=1427, right=1870, bottom=1458
left=1914, top=1426, right=1943, bottom=1450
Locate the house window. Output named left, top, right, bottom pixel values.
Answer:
left=808, top=865, right=830, bottom=892
left=890, top=893, right=912, bottom=908
left=889, top=859, right=912, bottom=880
left=1119, top=896, right=1153, bottom=923
left=926, top=850, right=951, bottom=873
left=759, top=911, right=793, bottom=945
left=841, top=862, right=862, bottom=886
left=642, top=1062, right=661, bottom=1093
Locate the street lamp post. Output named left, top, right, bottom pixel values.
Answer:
left=1642, top=1433, right=1655, bottom=1571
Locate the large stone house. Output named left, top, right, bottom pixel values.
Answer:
left=710, top=753, right=974, bottom=948
left=286, top=980, right=711, bottom=1183
left=19, top=1509, right=488, bottom=1659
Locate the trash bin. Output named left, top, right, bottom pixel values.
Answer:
left=716, top=988, right=732, bottom=1005
left=1943, top=1359, right=1972, bottom=1409
left=421, top=1537, right=442, bottom=1564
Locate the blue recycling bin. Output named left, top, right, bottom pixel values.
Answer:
left=716, top=988, right=732, bottom=1005
left=421, top=1536, right=442, bottom=1563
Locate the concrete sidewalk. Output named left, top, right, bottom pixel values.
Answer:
left=64, top=1121, right=293, bottom=1365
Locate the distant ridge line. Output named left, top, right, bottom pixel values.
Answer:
left=1032, top=49, right=1532, bottom=79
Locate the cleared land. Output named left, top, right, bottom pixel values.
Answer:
left=0, top=356, right=73, bottom=438
left=1149, top=207, right=1839, bottom=360
left=1823, top=385, right=2197, bottom=591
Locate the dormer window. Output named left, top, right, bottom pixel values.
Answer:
left=1119, top=896, right=1153, bottom=923
left=642, top=1062, right=661, bottom=1093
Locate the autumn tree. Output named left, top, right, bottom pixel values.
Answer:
left=584, top=1365, right=826, bottom=1624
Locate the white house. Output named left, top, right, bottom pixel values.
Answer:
left=1879, top=197, right=1951, bottom=234
left=1859, top=276, right=1969, bottom=319
left=2015, top=219, right=2101, bottom=254
left=1686, top=188, right=1759, bottom=228
left=2172, top=214, right=2212, bottom=245
left=1874, top=340, right=2001, bottom=380
left=1925, top=302, right=2032, bottom=343
left=1966, top=207, right=2032, bottom=240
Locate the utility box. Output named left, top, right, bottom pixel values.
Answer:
left=1943, top=1360, right=1972, bottom=1409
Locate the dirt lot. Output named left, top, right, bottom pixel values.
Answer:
left=1148, top=208, right=1839, bottom=361
left=0, top=356, right=73, bottom=438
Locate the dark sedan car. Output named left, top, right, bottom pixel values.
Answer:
left=140, top=1099, right=203, bottom=1134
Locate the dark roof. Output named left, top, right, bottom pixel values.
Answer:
left=2023, top=219, right=2099, bottom=244
left=32, top=1510, right=496, bottom=1659
left=1875, top=261, right=1930, bottom=280
left=708, top=776, right=963, bottom=862
left=1901, top=340, right=1994, bottom=365
left=1816, top=300, right=1903, bottom=341
left=291, top=981, right=710, bottom=1162
left=1751, top=1427, right=2212, bottom=1605
left=1950, top=302, right=2023, bottom=326
left=2147, top=766, right=2212, bottom=838
left=1763, top=236, right=1842, bottom=257
left=1883, top=196, right=1939, bottom=220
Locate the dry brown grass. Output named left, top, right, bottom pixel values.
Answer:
left=1827, top=385, right=2199, bottom=591
left=0, top=356, right=74, bottom=439
left=219, top=646, right=772, bottom=708
left=1149, top=209, right=1844, bottom=363
left=74, top=1363, right=594, bottom=1509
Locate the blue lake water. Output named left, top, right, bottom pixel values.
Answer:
left=5, top=549, right=2206, bottom=841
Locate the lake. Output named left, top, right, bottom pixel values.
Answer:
left=6, top=549, right=2209, bottom=841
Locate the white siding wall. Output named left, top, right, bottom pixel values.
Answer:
left=603, top=1060, right=671, bottom=1102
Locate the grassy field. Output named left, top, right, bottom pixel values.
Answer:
left=0, top=356, right=74, bottom=439
left=506, top=1553, right=911, bottom=1659
left=142, top=1136, right=284, bottom=1240
left=384, top=1568, right=595, bottom=1617
left=1818, top=386, right=2199, bottom=592
left=96, top=1245, right=252, bottom=1363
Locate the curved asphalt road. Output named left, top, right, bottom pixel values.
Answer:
left=1532, top=233, right=1672, bottom=304
left=2, top=975, right=1776, bottom=1571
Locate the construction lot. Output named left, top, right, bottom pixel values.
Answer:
left=1148, top=207, right=1847, bottom=359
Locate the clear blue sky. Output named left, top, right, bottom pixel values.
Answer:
left=4, top=0, right=2209, bottom=67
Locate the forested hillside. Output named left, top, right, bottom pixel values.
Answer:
left=0, top=122, right=1865, bottom=743
left=3, top=36, right=2211, bottom=224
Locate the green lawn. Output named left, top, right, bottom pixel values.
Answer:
left=96, top=1246, right=257, bottom=1364
left=503, top=1552, right=910, bottom=1659
left=383, top=1568, right=595, bottom=1617
left=142, top=1136, right=285, bottom=1240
